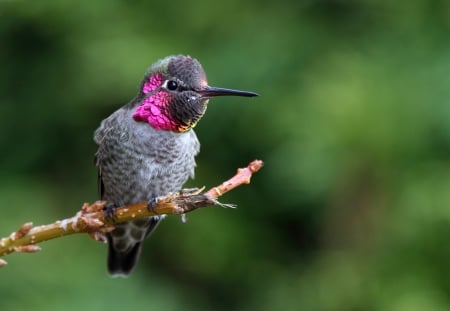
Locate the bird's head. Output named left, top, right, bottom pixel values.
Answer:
left=132, top=55, right=258, bottom=132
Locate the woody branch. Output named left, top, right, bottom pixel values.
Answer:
left=0, top=160, right=263, bottom=267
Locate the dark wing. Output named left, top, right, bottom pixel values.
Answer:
left=94, top=116, right=113, bottom=201
left=96, top=158, right=105, bottom=200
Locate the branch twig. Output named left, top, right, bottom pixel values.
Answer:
left=0, top=160, right=263, bottom=265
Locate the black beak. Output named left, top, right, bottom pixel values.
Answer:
left=199, top=86, right=259, bottom=98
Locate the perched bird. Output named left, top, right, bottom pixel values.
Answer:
left=94, top=55, right=258, bottom=276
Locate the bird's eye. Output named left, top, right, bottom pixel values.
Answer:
left=167, top=80, right=178, bottom=91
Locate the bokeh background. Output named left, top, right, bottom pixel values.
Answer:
left=1, top=0, right=449, bottom=310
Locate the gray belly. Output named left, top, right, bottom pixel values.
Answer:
left=101, top=151, right=193, bottom=206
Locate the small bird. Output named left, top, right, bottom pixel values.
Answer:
left=94, top=55, right=258, bottom=276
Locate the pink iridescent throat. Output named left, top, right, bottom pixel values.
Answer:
left=133, top=73, right=183, bottom=132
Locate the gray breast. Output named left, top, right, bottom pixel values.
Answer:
left=94, top=107, right=200, bottom=206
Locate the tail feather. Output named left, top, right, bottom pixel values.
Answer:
left=107, top=237, right=142, bottom=277
left=106, top=216, right=163, bottom=276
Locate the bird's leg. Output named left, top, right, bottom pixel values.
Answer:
left=104, top=203, right=119, bottom=221
left=147, top=197, right=159, bottom=213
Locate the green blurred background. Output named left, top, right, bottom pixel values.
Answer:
left=1, top=0, right=449, bottom=310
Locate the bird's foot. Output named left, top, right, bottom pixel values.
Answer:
left=104, top=203, right=119, bottom=221
left=146, top=197, right=168, bottom=223
left=147, top=197, right=159, bottom=213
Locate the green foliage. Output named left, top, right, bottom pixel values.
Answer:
left=1, top=0, right=449, bottom=310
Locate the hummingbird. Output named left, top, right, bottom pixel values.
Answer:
left=94, top=55, right=258, bottom=276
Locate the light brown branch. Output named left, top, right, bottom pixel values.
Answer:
left=0, top=160, right=263, bottom=265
